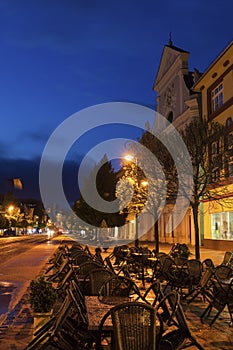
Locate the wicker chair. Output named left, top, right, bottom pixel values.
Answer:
left=214, top=264, right=233, bottom=280
left=160, top=292, right=204, bottom=349
left=82, top=268, right=114, bottom=295
left=142, top=281, right=164, bottom=307
left=25, top=289, right=94, bottom=350
left=98, top=275, right=141, bottom=304
left=200, top=270, right=233, bottom=326
left=96, top=301, right=160, bottom=350
left=77, top=261, right=104, bottom=279
left=201, top=258, right=215, bottom=272
left=156, top=291, right=180, bottom=327
left=185, top=267, right=214, bottom=304
left=221, top=251, right=233, bottom=265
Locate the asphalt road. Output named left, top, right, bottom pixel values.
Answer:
left=0, top=234, right=64, bottom=325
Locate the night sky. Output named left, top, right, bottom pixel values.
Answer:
left=0, top=0, right=232, bottom=202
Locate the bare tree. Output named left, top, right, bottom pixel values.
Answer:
left=179, top=117, right=229, bottom=259
left=140, top=117, right=228, bottom=260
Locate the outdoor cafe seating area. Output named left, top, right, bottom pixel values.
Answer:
left=25, top=242, right=233, bottom=349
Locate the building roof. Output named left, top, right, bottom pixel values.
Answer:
left=193, top=39, right=233, bottom=89
left=153, top=42, right=190, bottom=90
left=164, top=44, right=190, bottom=54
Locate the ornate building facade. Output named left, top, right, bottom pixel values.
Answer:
left=150, top=41, right=201, bottom=245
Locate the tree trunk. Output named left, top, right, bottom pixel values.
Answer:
left=135, top=216, right=139, bottom=248
left=192, top=203, right=200, bottom=260
left=154, top=220, right=159, bottom=254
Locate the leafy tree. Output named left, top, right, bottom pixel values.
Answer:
left=0, top=214, right=9, bottom=232
left=73, top=154, right=126, bottom=239
left=116, top=142, right=170, bottom=251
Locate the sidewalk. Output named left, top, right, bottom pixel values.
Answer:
left=0, top=238, right=232, bottom=349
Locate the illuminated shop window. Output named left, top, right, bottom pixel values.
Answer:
left=211, top=212, right=233, bottom=240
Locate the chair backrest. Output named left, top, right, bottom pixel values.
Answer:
left=67, top=287, right=88, bottom=327
left=78, top=261, right=104, bottom=277
left=110, top=301, right=157, bottom=350
left=157, top=291, right=180, bottom=326
left=161, top=256, right=174, bottom=272
left=98, top=276, right=140, bottom=303
left=158, top=256, right=175, bottom=281
left=84, top=268, right=114, bottom=295
left=201, top=258, right=215, bottom=272
left=173, top=257, right=188, bottom=267
left=186, top=259, right=202, bottom=283
left=171, top=298, right=192, bottom=335
left=74, top=252, right=93, bottom=265
left=221, top=251, right=232, bottom=265
left=69, top=278, right=86, bottom=315
left=199, top=267, right=214, bottom=289
left=143, top=281, right=164, bottom=307
left=53, top=292, right=74, bottom=331
left=214, top=264, right=233, bottom=280
left=104, top=256, right=116, bottom=273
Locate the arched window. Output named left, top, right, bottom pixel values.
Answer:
left=226, top=117, right=232, bottom=127
left=167, top=111, right=173, bottom=123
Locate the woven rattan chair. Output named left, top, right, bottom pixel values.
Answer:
left=78, top=261, right=104, bottom=279
left=83, top=268, right=114, bottom=295
left=98, top=275, right=141, bottom=304
left=185, top=267, right=214, bottom=304
left=200, top=270, right=233, bottom=326
left=142, top=281, right=164, bottom=307
left=96, top=301, right=160, bottom=350
left=156, top=290, right=180, bottom=327
left=201, top=258, right=215, bottom=272
left=25, top=293, right=94, bottom=350
left=214, top=264, right=233, bottom=280
left=160, top=294, right=204, bottom=349
left=221, top=251, right=233, bottom=266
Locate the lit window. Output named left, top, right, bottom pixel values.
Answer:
left=226, top=117, right=233, bottom=127
left=211, top=212, right=233, bottom=240
left=211, top=83, right=223, bottom=112
left=211, top=140, right=221, bottom=182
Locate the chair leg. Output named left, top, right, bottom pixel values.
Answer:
left=200, top=304, right=212, bottom=323
left=209, top=307, right=225, bottom=326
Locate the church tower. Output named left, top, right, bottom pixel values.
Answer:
left=153, top=36, right=201, bottom=130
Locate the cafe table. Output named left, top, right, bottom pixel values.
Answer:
left=85, top=295, right=132, bottom=331
left=85, top=295, right=164, bottom=349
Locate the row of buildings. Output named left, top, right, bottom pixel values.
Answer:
left=138, top=39, right=233, bottom=251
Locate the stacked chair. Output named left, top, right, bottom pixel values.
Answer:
left=26, top=242, right=216, bottom=349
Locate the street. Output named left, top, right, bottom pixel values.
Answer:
left=0, top=234, right=50, bottom=265
left=0, top=235, right=65, bottom=326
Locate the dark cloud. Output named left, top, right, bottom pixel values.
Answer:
left=0, top=156, right=83, bottom=204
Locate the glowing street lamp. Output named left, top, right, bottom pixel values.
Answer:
left=8, top=206, right=14, bottom=215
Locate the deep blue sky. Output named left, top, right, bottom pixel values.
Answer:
left=0, top=0, right=232, bottom=200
